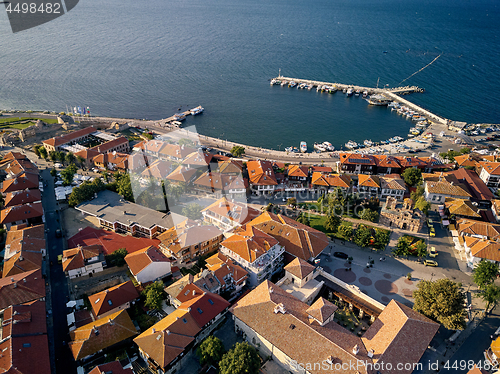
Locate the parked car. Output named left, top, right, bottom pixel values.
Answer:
left=429, top=247, right=438, bottom=257
left=333, top=252, right=349, bottom=259
left=55, top=229, right=62, bottom=238
left=429, top=226, right=436, bottom=237
left=57, top=254, right=63, bottom=264
left=423, top=259, right=438, bottom=267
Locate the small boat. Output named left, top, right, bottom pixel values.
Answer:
left=307, top=84, right=313, bottom=90
left=345, top=140, right=358, bottom=149
left=364, top=139, right=373, bottom=147
left=190, top=106, right=204, bottom=115
left=342, top=88, right=347, bottom=94
left=393, top=136, right=404, bottom=142
left=173, top=113, right=186, bottom=121
left=314, top=143, right=327, bottom=152
left=281, top=80, right=288, bottom=86
left=346, top=88, right=354, bottom=96
left=362, top=90, right=368, bottom=98
left=300, top=141, right=307, bottom=153
left=299, top=83, right=307, bottom=89
left=316, top=85, right=323, bottom=92
left=289, top=81, right=297, bottom=88
left=355, top=90, right=361, bottom=96
left=322, top=141, right=335, bottom=151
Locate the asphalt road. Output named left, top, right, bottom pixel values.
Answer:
left=438, top=303, right=500, bottom=374
left=41, top=168, right=76, bottom=374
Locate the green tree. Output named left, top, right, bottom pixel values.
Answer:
left=413, top=278, right=466, bottom=330
left=101, top=170, right=110, bottom=183
left=68, top=178, right=106, bottom=207
left=39, top=146, right=48, bottom=159
left=178, top=138, right=194, bottom=147
left=402, top=168, right=422, bottom=187
left=374, top=229, right=390, bottom=249
left=325, top=213, right=341, bottom=233
left=297, top=213, right=310, bottom=226
left=410, top=185, right=425, bottom=201
left=50, top=168, right=57, bottom=177
left=359, top=208, right=379, bottom=222
left=393, top=236, right=410, bottom=256
left=415, top=196, right=431, bottom=215
left=117, top=172, right=134, bottom=202
left=182, top=203, right=203, bottom=220
left=32, top=145, right=41, bottom=158
left=196, top=335, right=225, bottom=366
left=472, top=260, right=500, bottom=289
left=353, top=225, right=372, bottom=247
left=219, top=342, right=260, bottom=374
left=479, top=284, right=500, bottom=310
left=49, top=151, right=58, bottom=162
left=143, top=132, right=154, bottom=140
left=60, top=164, right=78, bottom=186
left=286, top=197, right=297, bottom=207
left=460, top=147, right=471, bottom=154
left=337, top=224, right=353, bottom=240
left=56, top=151, right=66, bottom=164
left=265, top=203, right=273, bottom=212
left=414, top=240, right=428, bottom=258
left=76, top=155, right=85, bottom=166
left=143, top=281, right=165, bottom=310
left=65, top=152, right=75, bottom=165
left=327, top=187, right=349, bottom=215
left=109, top=248, right=128, bottom=267
left=230, top=145, right=245, bottom=157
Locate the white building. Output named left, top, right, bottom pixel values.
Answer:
left=62, top=245, right=105, bottom=279
left=125, top=245, right=171, bottom=285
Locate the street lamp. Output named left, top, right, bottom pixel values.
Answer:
left=278, top=143, right=282, bottom=151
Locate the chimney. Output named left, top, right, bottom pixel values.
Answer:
left=192, top=290, right=196, bottom=296
left=352, top=344, right=359, bottom=355
left=23, top=278, right=26, bottom=283
left=109, top=318, right=114, bottom=326
left=367, top=349, right=374, bottom=358
left=152, top=328, right=156, bottom=333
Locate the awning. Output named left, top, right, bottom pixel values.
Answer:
left=442, top=220, right=450, bottom=226
left=66, top=300, right=77, bottom=308
left=67, top=313, right=75, bottom=326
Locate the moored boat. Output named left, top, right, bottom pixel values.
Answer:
left=364, top=139, right=373, bottom=147
left=365, top=94, right=391, bottom=106
left=300, top=141, right=307, bottom=153
left=346, top=88, right=354, bottom=96
left=190, top=106, right=204, bottom=115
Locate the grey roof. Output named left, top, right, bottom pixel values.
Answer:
left=75, top=190, right=187, bottom=230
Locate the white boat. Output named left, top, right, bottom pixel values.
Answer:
left=355, top=89, right=360, bottom=96
left=342, top=88, right=347, bottom=94
left=299, top=83, right=307, bottom=89
left=393, top=136, right=404, bottom=142
left=364, top=139, right=374, bottom=147
left=322, top=141, right=335, bottom=151
left=316, top=85, right=323, bottom=92
left=281, top=80, right=288, bottom=86
left=362, top=90, right=368, bottom=98
left=346, top=88, right=354, bottom=96
left=345, top=140, right=358, bottom=149
left=289, top=81, right=297, bottom=88
left=307, top=84, right=313, bottom=90
left=190, top=106, right=204, bottom=115
left=314, top=143, right=327, bottom=152
left=300, top=141, right=307, bottom=153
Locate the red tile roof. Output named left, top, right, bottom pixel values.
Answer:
left=43, top=126, right=95, bottom=147
left=479, top=161, right=500, bottom=176
left=0, top=269, right=45, bottom=310
left=1, top=172, right=39, bottom=193
left=247, top=160, right=277, bottom=186
left=0, top=202, right=44, bottom=225
left=141, top=159, right=174, bottom=179
left=88, top=361, right=133, bottom=374
left=444, top=168, right=493, bottom=201
left=62, top=245, right=102, bottom=272
left=287, top=165, right=309, bottom=178
left=88, top=281, right=139, bottom=318
left=284, top=257, right=315, bottom=279
left=0, top=334, right=50, bottom=374
left=67, top=226, right=161, bottom=255
left=178, top=292, right=230, bottom=329
left=4, top=189, right=41, bottom=208
left=2, top=250, right=42, bottom=278
left=358, top=175, right=380, bottom=188
left=221, top=225, right=279, bottom=263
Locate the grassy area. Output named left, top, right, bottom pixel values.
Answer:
left=0, top=117, right=58, bottom=129
left=308, top=214, right=327, bottom=233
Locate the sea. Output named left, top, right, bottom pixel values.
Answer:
left=0, top=0, right=498, bottom=151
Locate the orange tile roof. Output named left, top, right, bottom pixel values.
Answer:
left=88, top=281, right=139, bottom=317
left=444, top=168, right=493, bottom=201
left=69, top=309, right=137, bottom=361
left=361, top=300, right=439, bottom=373
left=247, top=160, right=277, bottom=186
left=456, top=218, right=500, bottom=240
left=248, top=212, right=329, bottom=260
left=201, top=197, right=261, bottom=226
left=375, top=155, right=401, bottom=168
left=380, top=176, right=406, bottom=191
left=205, top=252, right=248, bottom=286
left=310, top=166, right=333, bottom=173
left=311, top=172, right=329, bottom=187
left=134, top=309, right=200, bottom=369
left=338, top=152, right=376, bottom=166
left=217, top=159, right=243, bottom=174
left=231, top=281, right=372, bottom=374
left=128, top=152, right=147, bottom=171
left=164, top=274, right=194, bottom=300
left=158, top=144, right=196, bottom=159
left=178, top=291, right=230, bottom=328
left=141, top=159, right=174, bottom=179
left=306, top=297, right=338, bottom=324
left=479, top=161, right=500, bottom=176
left=444, top=198, right=481, bottom=218
left=43, top=126, right=95, bottom=147
left=287, top=165, right=309, bottom=178
left=454, top=154, right=481, bottom=168
left=395, top=156, right=428, bottom=168
left=424, top=174, right=471, bottom=197
left=62, top=245, right=102, bottom=272
left=182, top=151, right=212, bottom=167
left=2, top=250, right=42, bottom=278
left=4, top=224, right=45, bottom=259
left=125, top=245, right=170, bottom=276
left=221, top=225, right=279, bottom=263
left=464, top=236, right=500, bottom=261
left=325, top=174, right=351, bottom=188
left=284, top=257, right=315, bottom=279
left=92, top=151, right=129, bottom=170
left=166, top=165, right=197, bottom=183
left=358, top=174, right=380, bottom=188
left=158, top=225, right=222, bottom=255
left=175, top=283, right=206, bottom=304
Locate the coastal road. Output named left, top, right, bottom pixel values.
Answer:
left=40, top=168, right=76, bottom=374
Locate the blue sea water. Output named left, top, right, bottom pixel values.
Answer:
left=0, top=0, right=498, bottom=150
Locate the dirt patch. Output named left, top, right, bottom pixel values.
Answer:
left=62, top=206, right=101, bottom=239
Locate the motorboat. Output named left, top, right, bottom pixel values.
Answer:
left=314, top=143, right=327, bottom=152
left=364, top=139, right=374, bottom=147
left=365, top=94, right=391, bottom=106
left=346, top=88, right=354, bottom=96
left=190, top=106, right=204, bottom=115
left=300, top=141, right=307, bottom=153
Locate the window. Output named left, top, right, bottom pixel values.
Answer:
left=197, top=308, right=203, bottom=314
left=208, top=299, right=214, bottom=305
left=22, top=343, right=31, bottom=348
left=108, top=300, right=113, bottom=306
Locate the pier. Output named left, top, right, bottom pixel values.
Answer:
left=272, top=76, right=447, bottom=125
